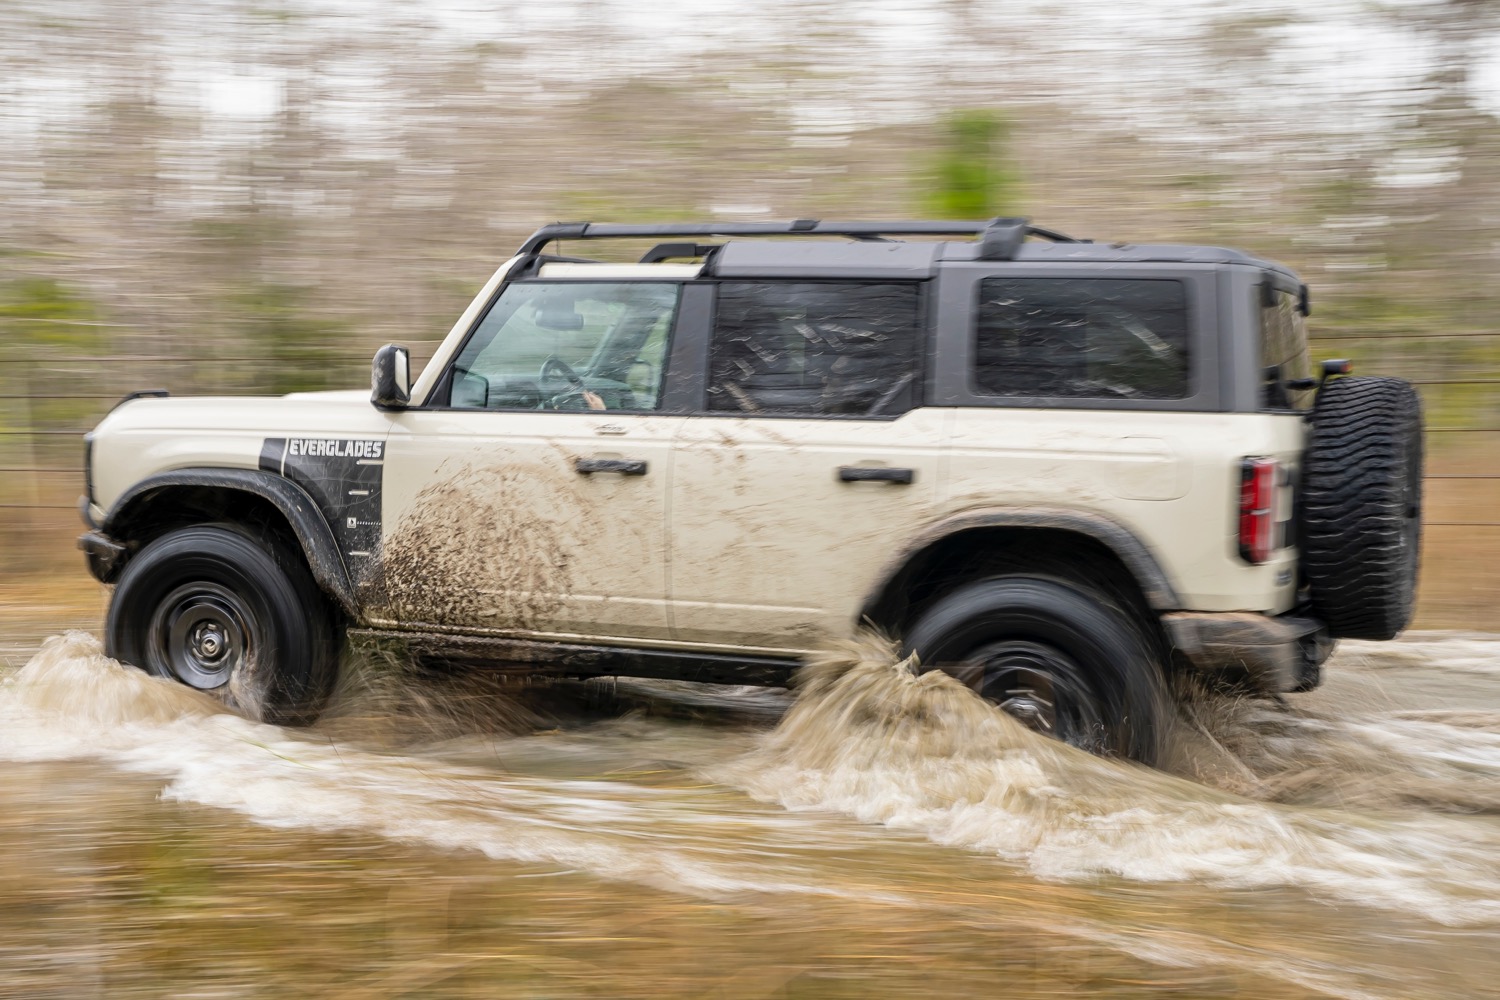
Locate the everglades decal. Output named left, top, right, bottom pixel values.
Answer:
left=285, top=438, right=385, bottom=460
left=259, top=437, right=384, bottom=580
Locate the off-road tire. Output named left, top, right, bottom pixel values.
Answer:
left=902, top=576, right=1168, bottom=765
left=106, top=524, right=340, bottom=724
left=1299, top=376, right=1423, bottom=641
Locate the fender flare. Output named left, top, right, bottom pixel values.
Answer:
left=859, top=506, right=1182, bottom=627
left=97, top=468, right=357, bottom=616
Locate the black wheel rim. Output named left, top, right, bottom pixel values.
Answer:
left=949, top=640, right=1105, bottom=749
left=145, top=582, right=252, bottom=690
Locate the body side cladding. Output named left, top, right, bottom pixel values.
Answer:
left=860, top=507, right=1183, bottom=628
left=90, top=468, right=359, bottom=617
left=257, top=436, right=384, bottom=586
left=350, top=629, right=801, bottom=687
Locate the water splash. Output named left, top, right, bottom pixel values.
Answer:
left=713, top=634, right=1500, bottom=926
left=2, top=630, right=1498, bottom=932
left=0, top=633, right=891, bottom=904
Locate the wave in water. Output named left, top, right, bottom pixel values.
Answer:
left=713, top=635, right=1500, bottom=927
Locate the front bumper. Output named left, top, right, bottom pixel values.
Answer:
left=1163, top=611, right=1333, bottom=693
left=78, top=529, right=128, bottom=584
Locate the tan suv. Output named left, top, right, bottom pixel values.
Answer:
left=79, top=219, right=1424, bottom=764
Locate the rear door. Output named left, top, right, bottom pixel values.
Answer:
left=668, top=279, right=947, bottom=650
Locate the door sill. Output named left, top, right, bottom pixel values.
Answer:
left=357, top=619, right=811, bottom=659
left=347, top=628, right=802, bottom=687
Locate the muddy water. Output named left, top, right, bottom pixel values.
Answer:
left=1, top=630, right=1498, bottom=998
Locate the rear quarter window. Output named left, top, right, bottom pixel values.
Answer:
left=973, top=278, right=1190, bottom=400
left=1260, top=287, right=1314, bottom=411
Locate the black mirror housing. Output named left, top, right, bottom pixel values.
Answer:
left=371, top=344, right=411, bottom=410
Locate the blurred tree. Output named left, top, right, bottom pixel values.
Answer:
left=229, top=282, right=347, bottom=395
left=1346, top=0, right=1500, bottom=430
left=188, top=215, right=345, bottom=395
left=925, top=110, right=1020, bottom=220
left=0, top=273, right=103, bottom=429
left=0, top=271, right=104, bottom=529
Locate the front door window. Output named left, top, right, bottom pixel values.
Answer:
left=448, top=281, right=678, bottom=411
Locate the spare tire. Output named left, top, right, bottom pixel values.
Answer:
left=1299, top=376, right=1423, bottom=640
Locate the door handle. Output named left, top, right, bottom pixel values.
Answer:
left=576, top=458, right=648, bottom=476
left=838, top=466, right=914, bottom=484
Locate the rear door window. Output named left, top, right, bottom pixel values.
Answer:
left=708, top=281, right=922, bottom=416
left=974, top=277, right=1190, bottom=400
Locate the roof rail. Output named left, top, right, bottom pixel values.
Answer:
left=515, top=218, right=1082, bottom=257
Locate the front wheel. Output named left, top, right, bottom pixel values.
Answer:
left=902, top=576, right=1167, bottom=765
left=106, top=525, right=340, bottom=724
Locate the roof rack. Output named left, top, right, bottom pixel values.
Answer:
left=515, top=217, right=1083, bottom=260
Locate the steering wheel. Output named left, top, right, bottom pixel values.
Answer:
left=540, top=355, right=585, bottom=391
left=539, top=355, right=589, bottom=409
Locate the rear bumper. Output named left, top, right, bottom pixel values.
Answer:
left=1163, top=610, right=1333, bottom=693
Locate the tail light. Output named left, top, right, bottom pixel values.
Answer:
left=1239, top=457, right=1278, bottom=564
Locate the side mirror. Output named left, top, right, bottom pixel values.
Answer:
left=371, top=344, right=410, bottom=410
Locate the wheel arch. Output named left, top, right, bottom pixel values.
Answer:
left=860, top=508, right=1181, bottom=637
left=93, top=469, right=357, bottom=618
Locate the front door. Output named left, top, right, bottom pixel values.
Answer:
left=376, top=279, right=684, bottom=641
left=668, top=279, right=947, bottom=650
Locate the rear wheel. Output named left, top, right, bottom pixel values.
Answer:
left=106, top=525, right=340, bottom=724
left=902, top=576, right=1167, bottom=765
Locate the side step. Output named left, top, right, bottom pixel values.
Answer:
left=347, top=629, right=800, bottom=688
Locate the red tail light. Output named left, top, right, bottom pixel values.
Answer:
left=1239, top=458, right=1278, bottom=564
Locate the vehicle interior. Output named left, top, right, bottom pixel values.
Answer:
left=446, top=281, right=676, bottom=411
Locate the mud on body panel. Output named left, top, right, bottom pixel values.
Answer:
left=364, top=463, right=573, bottom=632
left=259, top=437, right=384, bottom=584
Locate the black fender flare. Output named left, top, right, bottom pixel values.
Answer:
left=95, top=468, right=358, bottom=617
left=859, top=506, right=1182, bottom=628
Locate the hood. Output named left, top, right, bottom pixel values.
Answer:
left=93, top=391, right=389, bottom=438
left=281, top=389, right=371, bottom=403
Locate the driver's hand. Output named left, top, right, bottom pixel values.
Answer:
left=582, top=391, right=606, bottom=411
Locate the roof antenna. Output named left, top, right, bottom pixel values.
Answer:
left=978, top=217, right=1030, bottom=260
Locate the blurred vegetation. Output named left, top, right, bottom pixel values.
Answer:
left=0, top=0, right=1497, bottom=618
left=0, top=273, right=103, bottom=425
left=925, top=110, right=1020, bottom=219
left=230, top=282, right=346, bottom=394
left=0, top=271, right=102, bottom=508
